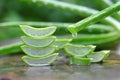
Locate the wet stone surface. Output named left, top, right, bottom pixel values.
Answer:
left=0, top=51, right=120, bottom=80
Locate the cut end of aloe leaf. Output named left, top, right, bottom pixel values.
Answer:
left=87, top=50, right=110, bottom=62
left=21, top=45, right=56, bottom=58
left=64, top=44, right=96, bottom=57
left=67, top=25, right=77, bottom=34
left=22, top=53, right=59, bottom=66
left=21, top=36, right=56, bottom=47
left=70, top=56, right=91, bottom=65
left=20, top=25, right=56, bottom=38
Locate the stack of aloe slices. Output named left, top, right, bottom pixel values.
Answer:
left=20, top=25, right=110, bottom=66
left=20, top=25, right=71, bottom=66
left=20, top=25, right=59, bottom=66
left=64, top=44, right=110, bottom=65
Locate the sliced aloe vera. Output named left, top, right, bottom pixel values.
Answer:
left=64, top=44, right=96, bottom=57
left=70, top=56, right=91, bottom=65
left=51, top=39, right=72, bottom=50
left=20, top=25, right=56, bottom=38
left=87, top=50, right=110, bottom=62
left=21, top=36, right=56, bottom=47
left=22, top=53, right=59, bottom=66
left=21, top=45, right=56, bottom=58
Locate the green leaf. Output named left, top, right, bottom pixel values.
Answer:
left=51, top=39, right=72, bottom=50
left=64, top=44, right=96, bottom=57
left=102, top=0, right=120, bottom=21
left=0, top=41, right=23, bottom=55
left=68, top=2, right=120, bottom=33
left=21, top=45, right=56, bottom=58
left=21, top=36, right=56, bottom=47
left=22, top=53, right=59, bottom=66
left=0, top=22, right=114, bottom=34
left=20, top=25, right=56, bottom=38
left=72, top=32, right=120, bottom=45
left=87, top=50, right=110, bottom=62
left=70, top=56, right=91, bottom=65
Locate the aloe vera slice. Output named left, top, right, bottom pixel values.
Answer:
left=64, top=44, right=96, bottom=57
left=20, top=25, right=56, bottom=38
left=21, top=45, right=56, bottom=58
left=51, top=39, right=72, bottom=50
left=22, top=53, right=59, bottom=66
left=21, top=36, right=56, bottom=47
left=70, top=56, right=91, bottom=65
left=87, top=50, right=110, bottom=62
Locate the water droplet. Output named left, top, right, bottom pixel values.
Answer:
left=72, top=33, right=77, bottom=38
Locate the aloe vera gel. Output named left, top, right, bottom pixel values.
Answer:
left=20, top=25, right=58, bottom=66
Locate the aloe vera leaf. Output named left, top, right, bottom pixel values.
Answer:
left=71, top=32, right=120, bottom=45
left=0, top=41, right=23, bottom=55
left=22, top=53, right=59, bottom=66
left=32, top=0, right=97, bottom=16
left=80, top=24, right=114, bottom=34
left=102, top=0, right=120, bottom=21
left=0, top=22, right=114, bottom=34
left=51, top=39, right=72, bottom=50
left=21, top=45, right=56, bottom=58
left=64, top=44, right=96, bottom=57
left=32, top=0, right=120, bottom=31
left=21, top=36, right=56, bottom=47
left=87, top=50, right=110, bottom=62
left=68, top=2, right=120, bottom=33
left=70, top=56, right=91, bottom=65
left=20, top=25, right=56, bottom=38
left=0, top=21, right=70, bottom=28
